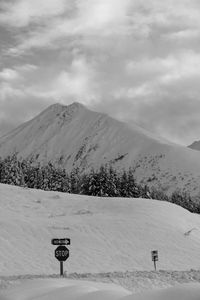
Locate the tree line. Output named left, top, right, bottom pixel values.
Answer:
left=0, top=153, right=199, bottom=214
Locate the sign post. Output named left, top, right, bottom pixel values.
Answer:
left=151, top=250, right=158, bottom=271
left=60, top=261, right=64, bottom=276
left=52, top=238, right=70, bottom=277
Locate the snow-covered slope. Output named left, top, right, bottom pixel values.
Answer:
left=0, top=183, right=200, bottom=275
left=188, top=140, right=200, bottom=151
left=128, top=283, right=200, bottom=300
left=0, top=279, right=131, bottom=300
left=1, top=102, right=200, bottom=194
left=1, top=276, right=200, bottom=300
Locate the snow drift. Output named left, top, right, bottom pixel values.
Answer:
left=0, top=183, right=200, bottom=275
left=129, top=283, right=200, bottom=300
left=0, top=279, right=131, bottom=300
left=1, top=279, right=200, bottom=300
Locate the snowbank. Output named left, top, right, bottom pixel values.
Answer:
left=0, top=183, right=200, bottom=275
left=129, top=283, right=200, bottom=300
left=1, top=279, right=200, bottom=300
left=0, top=279, right=131, bottom=300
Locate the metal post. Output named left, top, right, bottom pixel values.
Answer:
left=60, top=261, right=64, bottom=276
left=154, top=259, right=156, bottom=271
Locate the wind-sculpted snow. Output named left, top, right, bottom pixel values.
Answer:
left=1, top=279, right=200, bottom=300
left=0, top=279, right=131, bottom=300
left=1, top=184, right=200, bottom=275
left=128, top=283, right=200, bottom=300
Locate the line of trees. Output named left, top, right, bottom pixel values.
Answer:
left=0, top=153, right=148, bottom=197
left=0, top=153, right=199, bottom=214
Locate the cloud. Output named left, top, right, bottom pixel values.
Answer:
left=3, top=0, right=132, bottom=55
left=0, top=68, right=20, bottom=81
left=1, top=0, right=200, bottom=145
left=52, top=59, right=95, bottom=100
left=0, top=82, right=24, bottom=101
left=74, top=0, right=131, bottom=34
left=15, top=64, right=38, bottom=72
left=0, top=80, right=53, bottom=136
left=26, top=58, right=98, bottom=105
left=3, top=0, right=200, bottom=56
left=124, top=51, right=200, bottom=93
left=0, top=0, right=68, bottom=27
left=0, top=62, right=47, bottom=136
left=0, top=64, right=36, bottom=81
left=91, top=50, right=200, bottom=145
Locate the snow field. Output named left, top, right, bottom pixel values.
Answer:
left=1, top=279, right=200, bottom=300
left=0, top=183, right=200, bottom=275
left=128, top=283, right=200, bottom=300
left=0, top=279, right=131, bottom=300
left=1, top=183, right=200, bottom=299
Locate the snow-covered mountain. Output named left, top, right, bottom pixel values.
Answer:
left=1, top=183, right=200, bottom=275
left=188, top=140, right=200, bottom=151
left=1, top=102, right=200, bottom=194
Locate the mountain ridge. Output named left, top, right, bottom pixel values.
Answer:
left=188, top=140, right=200, bottom=151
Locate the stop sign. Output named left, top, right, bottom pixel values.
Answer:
left=55, top=245, right=69, bottom=261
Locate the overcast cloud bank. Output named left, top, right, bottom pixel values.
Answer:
left=0, top=0, right=200, bottom=145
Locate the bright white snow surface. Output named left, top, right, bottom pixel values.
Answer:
left=1, top=279, right=200, bottom=300
left=1, top=183, right=200, bottom=275
left=0, top=279, right=131, bottom=300
left=127, top=283, right=200, bottom=300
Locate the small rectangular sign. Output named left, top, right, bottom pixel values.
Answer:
left=51, top=238, right=71, bottom=245
left=151, top=250, right=158, bottom=261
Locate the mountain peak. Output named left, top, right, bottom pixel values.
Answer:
left=188, top=140, right=200, bottom=151
left=43, top=102, right=65, bottom=114
left=46, top=101, right=86, bottom=114
left=68, top=102, right=85, bottom=109
left=66, top=102, right=86, bottom=113
left=38, top=102, right=87, bottom=121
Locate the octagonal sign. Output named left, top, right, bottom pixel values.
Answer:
left=55, top=245, right=69, bottom=261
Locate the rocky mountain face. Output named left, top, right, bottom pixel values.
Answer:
left=1, top=102, right=200, bottom=195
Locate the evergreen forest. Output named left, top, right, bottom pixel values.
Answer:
left=0, top=153, right=199, bottom=214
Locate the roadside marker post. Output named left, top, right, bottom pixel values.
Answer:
left=52, top=238, right=71, bottom=276
left=151, top=250, right=158, bottom=271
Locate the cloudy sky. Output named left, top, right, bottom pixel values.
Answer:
left=0, top=0, right=200, bottom=145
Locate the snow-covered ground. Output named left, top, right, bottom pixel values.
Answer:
left=0, top=279, right=131, bottom=300
left=0, top=183, right=200, bottom=275
left=130, top=283, right=200, bottom=300
left=1, top=183, right=200, bottom=299
left=1, top=278, right=200, bottom=300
